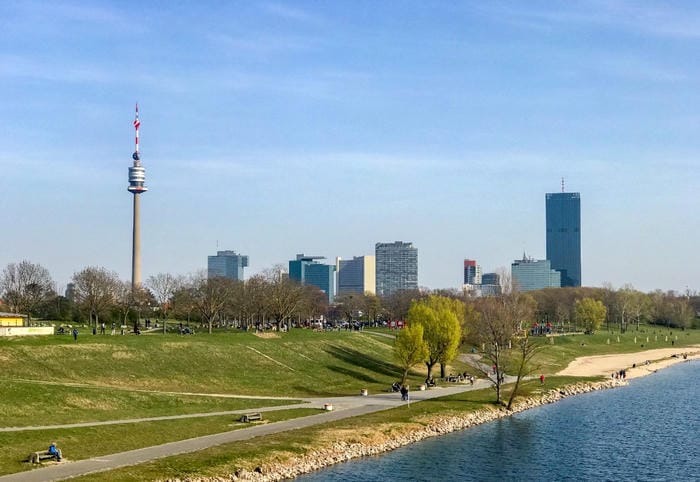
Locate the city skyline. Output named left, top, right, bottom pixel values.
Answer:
left=2, top=2, right=699, bottom=293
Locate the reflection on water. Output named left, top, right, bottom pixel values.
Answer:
left=300, top=361, right=699, bottom=481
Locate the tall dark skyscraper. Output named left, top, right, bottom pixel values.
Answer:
left=546, top=191, right=581, bottom=287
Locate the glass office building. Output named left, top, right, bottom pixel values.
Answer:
left=546, top=192, right=581, bottom=287
left=375, top=241, right=418, bottom=297
left=337, top=256, right=376, bottom=296
left=207, top=250, right=249, bottom=281
left=289, top=254, right=335, bottom=303
left=511, top=256, right=561, bottom=292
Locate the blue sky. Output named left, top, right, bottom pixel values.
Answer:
left=1, top=1, right=699, bottom=293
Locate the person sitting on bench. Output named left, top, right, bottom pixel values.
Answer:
left=48, top=442, right=62, bottom=461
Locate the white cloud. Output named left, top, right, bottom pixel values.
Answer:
left=259, top=2, right=324, bottom=25
left=477, top=1, right=700, bottom=40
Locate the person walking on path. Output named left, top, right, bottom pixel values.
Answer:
left=72, top=328, right=78, bottom=341
left=540, top=374, right=545, bottom=385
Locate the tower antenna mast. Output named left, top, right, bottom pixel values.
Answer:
left=561, top=177, right=565, bottom=193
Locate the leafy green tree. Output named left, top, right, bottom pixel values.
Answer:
left=575, top=297, right=607, bottom=334
left=408, top=295, right=462, bottom=378
left=394, top=322, right=429, bottom=384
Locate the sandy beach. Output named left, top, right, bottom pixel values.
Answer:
left=558, top=345, right=700, bottom=379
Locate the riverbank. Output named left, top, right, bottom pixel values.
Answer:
left=167, top=355, right=700, bottom=481
left=157, top=379, right=627, bottom=481
left=558, top=345, right=700, bottom=379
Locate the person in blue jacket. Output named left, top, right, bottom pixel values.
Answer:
left=48, top=442, right=62, bottom=461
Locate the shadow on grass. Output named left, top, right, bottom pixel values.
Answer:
left=326, top=364, right=379, bottom=384
left=323, top=344, right=400, bottom=379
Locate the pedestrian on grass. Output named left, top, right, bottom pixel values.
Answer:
left=72, top=328, right=78, bottom=341
left=540, top=374, right=545, bottom=385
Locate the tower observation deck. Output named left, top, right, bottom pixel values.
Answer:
left=128, top=104, right=147, bottom=194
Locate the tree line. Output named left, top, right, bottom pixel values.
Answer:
left=1, top=260, right=697, bottom=332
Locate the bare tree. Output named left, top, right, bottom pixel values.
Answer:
left=71, top=267, right=120, bottom=328
left=171, top=284, right=198, bottom=325
left=363, top=293, right=383, bottom=324
left=147, top=273, right=183, bottom=333
left=383, top=289, right=423, bottom=321
left=114, top=280, right=134, bottom=327
left=495, top=266, right=514, bottom=295
left=335, top=293, right=364, bottom=322
left=0, top=260, right=55, bottom=318
left=470, top=293, right=536, bottom=405
left=296, top=284, right=328, bottom=326
left=505, top=332, right=542, bottom=410
left=262, top=265, right=305, bottom=331
left=192, top=276, right=238, bottom=334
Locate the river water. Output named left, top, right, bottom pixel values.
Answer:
left=299, top=361, right=699, bottom=481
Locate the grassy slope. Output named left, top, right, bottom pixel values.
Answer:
left=0, top=408, right=319, bottom=477
left=0, top=330, right=424, bottom=397
left=0, top=381, right=297, bottom=426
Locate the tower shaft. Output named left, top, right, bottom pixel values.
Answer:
left=132, top=192, right=141, bottom=288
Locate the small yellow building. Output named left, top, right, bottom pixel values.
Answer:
left=0, top=312, right=26, bottom=327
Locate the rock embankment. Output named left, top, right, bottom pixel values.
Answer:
left=164, top=379, right=626, bottom=482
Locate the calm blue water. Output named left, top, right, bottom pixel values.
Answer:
left=299, top=361, right=699, bottom=481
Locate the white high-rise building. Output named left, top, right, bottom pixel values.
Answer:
left=375, top=241, right=418, bottom=297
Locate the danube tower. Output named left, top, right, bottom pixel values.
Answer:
left=127, top=104, right=147, bottom=288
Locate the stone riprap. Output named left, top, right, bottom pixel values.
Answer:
left=160, top=379, right=626, bottom=482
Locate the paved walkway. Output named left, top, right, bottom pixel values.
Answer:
left=0, top=380, right=500, bottom=482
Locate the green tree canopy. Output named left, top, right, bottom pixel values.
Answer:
left=394, top=322, right=429, bottom=384
left=408, top=295, right=462, bottom=378
left=575, top=297, right=607, bottom=333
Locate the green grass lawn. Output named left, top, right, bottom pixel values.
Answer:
left=0, top=329, right=429, bottom=396
left=2, top=325, right=698, bottom=479
left=0, top=380, right=298, bottom=427
left=0, top=407, right=319, bottom=477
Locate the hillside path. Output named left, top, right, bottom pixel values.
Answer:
left=0, top=379, right=504, bottom=482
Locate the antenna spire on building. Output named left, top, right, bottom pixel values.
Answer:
left=561, top=177, right=565, bottom=193
left=133, top=103, right=140, bottom=165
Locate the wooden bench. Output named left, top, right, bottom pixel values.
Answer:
left=28, top=449, right=61, bottom=464
left=239, top=413, right=263, bottom=423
